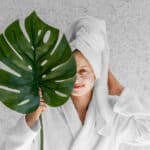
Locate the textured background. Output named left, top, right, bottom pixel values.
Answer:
left=0, top=0, right=150, bottom=149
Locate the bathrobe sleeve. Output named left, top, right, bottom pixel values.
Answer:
left=1, top=115, right=41, bottom=150
left=113, top=87, right=150, bottom=145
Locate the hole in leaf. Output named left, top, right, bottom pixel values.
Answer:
left=4, top=34, right=23, bottom=60
left=38, top=29, right=42, bottom=36
left=28, top=65, right=32, bottom=70
left=17, top=99, right=30, bottom=106
left=55, top=90, right=67, bottom=97
left=0, top=85, right=20, bottom=93
left=31, top=46, right=34, bottom=50
left=55, top=79, right=65, bottom=83
left=50, top=31, right=63, bottom=56
left=51, top=64, right=63, bottom=72
left=0, top=62, right=21, bottom=77
left=41, top=60, right=48, bottom=66
left=43, top=30, right=51, bottom=43
left=42, top=74, right=46, bottom=78
left=20, top=20, right=31, bottom=43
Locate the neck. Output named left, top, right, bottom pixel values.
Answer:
left=71, top=91, right=93, bottom=112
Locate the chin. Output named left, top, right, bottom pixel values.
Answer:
left=71, top=90, right=90, bottom=97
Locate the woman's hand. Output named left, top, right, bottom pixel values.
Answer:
left=25, top=88, right=47, bottom=128
left=108, top=69, right=124, bottom=96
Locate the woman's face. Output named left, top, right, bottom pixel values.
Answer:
left=71, top=50, right=96, bottom=96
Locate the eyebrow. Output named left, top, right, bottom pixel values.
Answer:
left=78, top=65, right=89, bottom=68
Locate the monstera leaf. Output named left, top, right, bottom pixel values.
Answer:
left=0, top=11, right=76, bottom=114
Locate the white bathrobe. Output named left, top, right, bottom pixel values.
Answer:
left=2, top=87, right=150, bottom=150
left=2, top=16, right=150, bottom=150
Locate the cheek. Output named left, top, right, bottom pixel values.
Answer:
left=71, top=75, right=96, bottom=96
left=84, top=76, right=95, bottom=87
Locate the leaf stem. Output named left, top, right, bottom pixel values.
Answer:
left=40, top=115, right=44, bottom=150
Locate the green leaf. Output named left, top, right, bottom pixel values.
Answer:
left=0, top=11, right=76, bottom=114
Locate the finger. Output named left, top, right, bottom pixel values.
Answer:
left=39, top=88, right=43, bottom=97
left=38, top=105, right=47, bottom=112
left=40, top=99, right=45, bottom=102
left=39, top=101, right=47, bottom=105
left=40, top=104, right=47, bottom=107
left=39, top=104, right=47, bottom=107
left=40, top=101, right=47, bottom=104
left=40, top=100, right=46, bottom=103
left=37, top=105, right=47, bottom=113
left=40, top=96, right=45, bottom=102
left=39, top=106, right=47, bottom=111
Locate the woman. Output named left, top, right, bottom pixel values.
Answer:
left=2, top=16, right=150, bottom=150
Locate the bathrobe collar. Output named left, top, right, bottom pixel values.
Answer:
left=60, top=86, right=114, bottom=138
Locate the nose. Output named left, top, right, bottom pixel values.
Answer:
left=75, top=73, right=82, bottom=83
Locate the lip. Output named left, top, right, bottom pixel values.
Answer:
left=73, top=85, right=84, bottom=89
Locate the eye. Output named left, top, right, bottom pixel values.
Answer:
left=79, top=69, right=88, bottom=75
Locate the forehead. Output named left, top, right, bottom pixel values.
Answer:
left=73, top=50, right=92, bottom=69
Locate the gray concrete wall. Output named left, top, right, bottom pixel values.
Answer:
left=0, top=0, right=150, bottom=148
